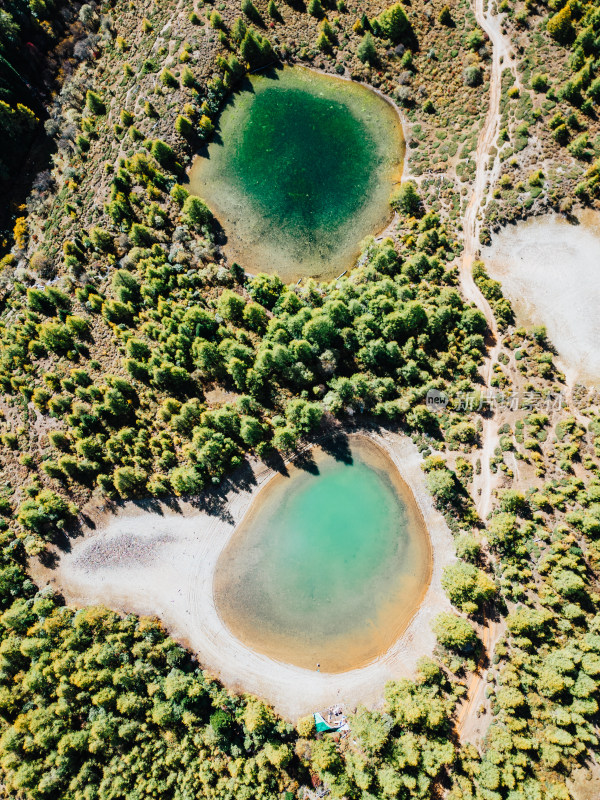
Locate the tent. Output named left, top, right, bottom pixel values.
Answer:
left=313, top=712, right=336, bottom=733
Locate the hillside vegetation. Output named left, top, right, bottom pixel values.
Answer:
left=0, top=1, right=600, bottom=799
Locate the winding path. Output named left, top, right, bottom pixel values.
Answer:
left=455, top=0, right=516, bottom=740
left=460, top=0, right=518, bottom=520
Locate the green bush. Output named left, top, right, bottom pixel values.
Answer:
left=463, top=66, right=482, bottom=87
left=432, top=612, right=478, bottom=652
left=182, top=195, right=212, bottom=228
left=17, top=490, right=75, bottom=536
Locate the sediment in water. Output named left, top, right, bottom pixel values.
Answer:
left=188, top=65, right=405, bottom=282
left=213, top=436, right=432, bottom=673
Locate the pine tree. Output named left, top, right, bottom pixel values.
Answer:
left=240, top=29, right=273, bottom=68
left=175, top=115, right=194, bottom=139
left=357, top=32, right=376, bottom=64
left=307, top=0, right=323, bottom=18
left=375, top=3, right=411, bottom=43
left=241, top=0, right=261, bottom=24
left=85, top=90, right=105, bottom=115
left=438, top=5, right=453, bottom=26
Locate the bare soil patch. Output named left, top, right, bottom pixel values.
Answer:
left=483, top=210, right=600, bottom=387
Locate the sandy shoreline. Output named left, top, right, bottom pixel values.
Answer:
left=188, top=65, right=406, bottom=284
left=30, top=430, right=455, bottom=721
left=214, top=435, right=433, bottom=673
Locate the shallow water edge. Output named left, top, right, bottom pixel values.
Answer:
left=213, top=435, right=432, bottom=673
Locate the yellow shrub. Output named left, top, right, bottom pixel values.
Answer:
left=13, top=217, right=27, bottom=250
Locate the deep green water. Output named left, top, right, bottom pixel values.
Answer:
left=214, top=439, right=430, bottom=672
left=189, top=66, right=404, bottom=282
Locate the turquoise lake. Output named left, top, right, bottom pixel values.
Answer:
left=189, top=66, right=404, bottom=282
left=214, top=437, right=430, bottom=672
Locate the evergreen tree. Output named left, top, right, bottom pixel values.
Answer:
left=357, top=32, right=377, bottom=64
left=375, top=3, right=411, bottom=43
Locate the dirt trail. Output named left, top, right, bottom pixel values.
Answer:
left=460, top=0, right=517, bottom=519
left=454, top=0, right=516, bottom=740
left=460, top=0, right=517, bottom=310
left=456, top=616, right=506, bottom=745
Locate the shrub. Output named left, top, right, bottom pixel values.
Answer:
left=463, top=66, right=482, bottom=87
left=432, top=612, right=478, bottom=652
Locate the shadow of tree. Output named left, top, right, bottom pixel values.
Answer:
left=318, top=430, right=353, bottom=464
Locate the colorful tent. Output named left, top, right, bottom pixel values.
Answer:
left=313, top=712, right=336, bottom=733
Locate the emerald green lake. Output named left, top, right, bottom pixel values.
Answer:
left=189, top=66, right=404, bottom=283
left=214, top=437, right=430, bottom=672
